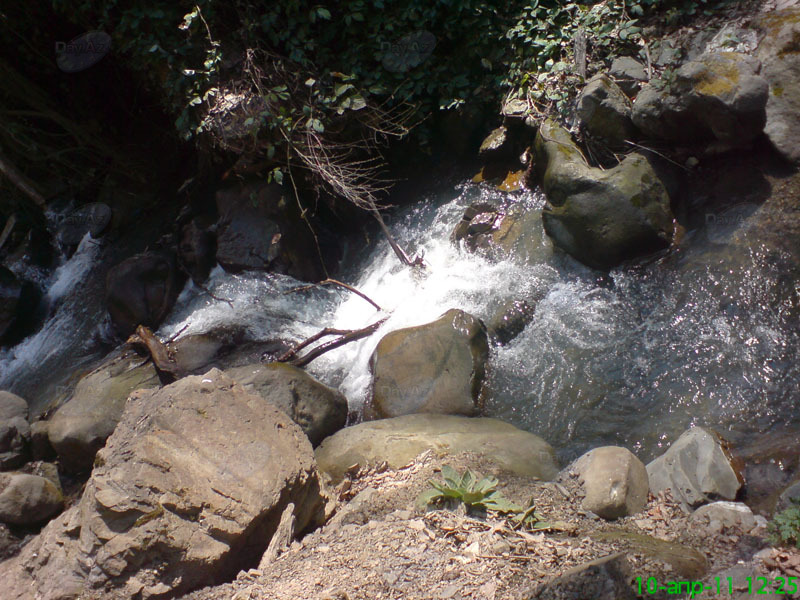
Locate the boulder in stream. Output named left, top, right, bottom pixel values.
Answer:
left=535, top=119, right=674, bottom=270
left=0, top=391, right=30, bottom=470
left=0, top=369, right=325, bottom=599
left=105, top=250, right=185, bottom=336
left=576, top=74, right=637, bottom=147
left=369, top=309, right=489, bottom=419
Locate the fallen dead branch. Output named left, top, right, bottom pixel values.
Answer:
left=126, top=325, right=186, bottom=382
left=285, top=278, right=383, bottom=312
left=277, top=317, right=388, bottom=368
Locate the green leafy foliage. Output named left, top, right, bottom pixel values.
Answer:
left=769, top=499, right=800, bottom=548
left=418, top=466, right=550, bottom=530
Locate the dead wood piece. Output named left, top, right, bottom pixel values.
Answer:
left=277, top=317, right=388, bottom=368
left=259, top=502, right=296, bottom=569
left=286, top=278, right=383, bottom=312
left=128, top=325, right=187, bottom=381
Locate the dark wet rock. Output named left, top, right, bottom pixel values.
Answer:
left=756, top=9, right=800, bottom=163
left=0, top=417, right=30, bottom=471
left=315, top=414, right=558, bottom=484
left=0, top=266, right=22, bottom=342
left=47, top=350, right=160, bottom=472
left=105, top=250, right=185, bottom=336
left=29, top=421, right=55, bottom=461
left=0, top=369, right=325, bottom=599
left=369, top=309, right=489, bottom=419
left=225, top=362, right=347, bottom=446
left=609, top=56, right=648, bottom=97
left=646, top=427, right=743, bottom=509
left=535, top=119, right=674, bottom=270
left=632, top=52, right=768, bottom=147
left=56, top=203, right=112, bottom=248
left=576, top=74, right=637, bottom=147
left=527, top=553, right=636, bottom=599
left=215, top=181, right=329, bottom=282
left=178, top=216, right=217, bottom=284
left=0, top=472, right=63, bottom=525
left=571, top=446, right=649, bottom=520
left=487, top=299, right=536, bottom=345
left=478, top=125, right=518, bottom=163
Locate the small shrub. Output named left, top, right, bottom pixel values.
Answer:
left=418, top=465, right=550, bottom=530
left=769, top=498, right=800, bottom=548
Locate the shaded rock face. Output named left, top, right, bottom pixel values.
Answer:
left=225, top=362, right=348, bottom=446
left=609, top=56, right=648, bottom=97
left=576, top=75, right=637, bottom=147
left=105, top=250, right=185, bottom=336
left=0, top=391, right=30, bottom=470
left=56, top=203, right=112, bottom=249
left=646, top=427, right=743, bottom=509
left=369, top=309, right=489, bottom=419
left=215, top=181, right=329, bottom=282
left=571, top=446, right=649, bottom=520
left=535, top=120, right=674, bottom=270
left=315, top=413, right=559, bottom=484
left=178, top=216, right=217, bottom=284
left=632, top=52, right=768, bottom=146
left=529, top=553, right=636, bottom=600
left=0, top=472, right=63, bottom=526
left=0, top=369, right=324, bottom=600
left=47, top=351, right=161, bottom=472
left=757, top=8, right=800, bottom=163
left=487, top=299, right=536, bottom=345
left=0, top=265, right=41, bottom=345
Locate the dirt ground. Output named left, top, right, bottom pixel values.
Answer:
left=181, top=451, right=799, bottom=600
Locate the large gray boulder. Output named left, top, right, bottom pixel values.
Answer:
left=757, top=9, right=800, bottom=163
left=226, top=362, right=347, bottom=446
left=47, top=351, right=160, bottom=472
left=0, top=391, right=27, bottom=422
left=0, top=369, right=325, bottom=599
left=535, top=119, right=675, bottom=270
left=576, top=74, right=637, bottom=147
left=609, top=56, right=648, bottom=97
left=632, top=51, right=768, bottom=146
left=571, top=446, right=649, bottom=520
left=315, top=414, right=558, bottom=484
left=646, top=427, right=743, bottom=508
left=0, top=472, right=63, bottom=525
left=0, top=391, right=30, bottom=470
left=369, top=309, right=489, bottom=419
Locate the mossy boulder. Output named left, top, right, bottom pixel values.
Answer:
left=369, top=310, right=489, bottom=419
left=576, top=74, right=637, bottom=147
left=632, top=52, right=768, bottom=146
left=757, top=8, right=800, bottom=163
left=534, top=120, right=674, bottom=270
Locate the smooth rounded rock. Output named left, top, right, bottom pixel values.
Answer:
left=315, top=413, right=558, bottom=484
left=0, top=391, right=27, bottom=422
left=369, top=309, right=488, bottom=419
left=572, top=446, right=649, bottom=520
left=0, top=472, right=63, bottom=525
left=690, top=501, right=756, bottom=533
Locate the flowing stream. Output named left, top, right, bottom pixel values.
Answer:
left=3, top=179, right=798, bottom=462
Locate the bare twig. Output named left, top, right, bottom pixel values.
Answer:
left=278, top=317, right=388, bottom=368
left=286, top=278, right=383, bottom=311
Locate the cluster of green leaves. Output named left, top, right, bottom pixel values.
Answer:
left=418, top=466, right=550, bottom=529
left=769, top=499, right=800, bottom=549
left=45, top=0, right=734, bottom=163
